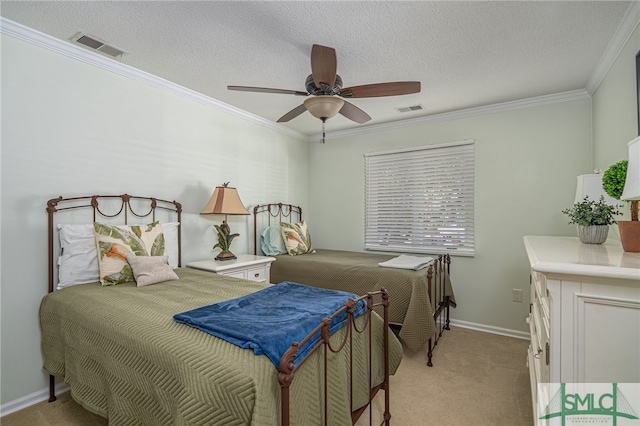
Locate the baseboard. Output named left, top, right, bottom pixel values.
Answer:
left=1, top=319, right=529, bottom=417
left=449, top=318, right=531, bottom=340
left=0, top=382, right=69, bottom=417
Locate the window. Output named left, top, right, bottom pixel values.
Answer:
left=364, top=140, right=475, bottom=256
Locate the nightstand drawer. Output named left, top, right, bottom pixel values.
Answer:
left=246, top=266, right=268, bottom=282
left=220, top=270, right=247, bottom=280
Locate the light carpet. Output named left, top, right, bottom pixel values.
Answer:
left=2, top=326, right=532, bottom=425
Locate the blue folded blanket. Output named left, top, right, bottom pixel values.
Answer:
left=173, top=281, right=367, bottom=369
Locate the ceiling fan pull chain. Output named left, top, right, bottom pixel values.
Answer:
left=322, top=118, right=326, bottom=144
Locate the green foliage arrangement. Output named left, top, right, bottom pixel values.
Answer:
left=561, top=196, right=621, bottom=227
left=602, top=160, right=628, bottom=200
left=213, top=221, right=239, bottom=253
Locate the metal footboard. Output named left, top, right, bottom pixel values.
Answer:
left=279, top=289, right=392, bottom=426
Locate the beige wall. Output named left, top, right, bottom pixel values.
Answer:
left=0, top=34, right=309, bottom=404
left=308, top=99, right=592, bottom=333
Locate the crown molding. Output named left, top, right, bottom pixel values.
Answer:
left=316, top=89, right=591, bottom=142
left=0, top=17, right=307, bottom=141
left=585, top=1, right=640, bottom=95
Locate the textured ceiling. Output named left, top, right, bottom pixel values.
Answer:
left=0, top=1, right=634, bottom=136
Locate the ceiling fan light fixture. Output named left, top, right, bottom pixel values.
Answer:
left=304, top=96, right=344, bottom=120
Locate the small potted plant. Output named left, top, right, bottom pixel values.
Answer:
left=561, top=196, right=621, bottom=244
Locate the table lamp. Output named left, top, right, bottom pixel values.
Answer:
left=201, top=183, right=249, bottom=260
left=574, top=173, right=618, bottom=205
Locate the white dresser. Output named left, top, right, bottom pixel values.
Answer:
left=524, top=236, right=640, bottom=421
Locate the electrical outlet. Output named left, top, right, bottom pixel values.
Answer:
left=512, top=289, right=523, bottom=303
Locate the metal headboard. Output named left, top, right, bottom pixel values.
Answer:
left=46, top=194, right=182, bottom=293
left=253, top=203, right=302, bottom=255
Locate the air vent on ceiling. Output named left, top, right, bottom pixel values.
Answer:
left=397, top=105, right=423, bottom=113
left=70, top=32, right=128, bottom=59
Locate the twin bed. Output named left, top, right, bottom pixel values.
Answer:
left=41, top=194, right=402, bottom=426
left=253, top=203, right=456, bottom=365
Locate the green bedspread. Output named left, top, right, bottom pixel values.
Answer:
left=270, top=249, right=456, bottom=353
left=40, top=268, right=402, bottom=426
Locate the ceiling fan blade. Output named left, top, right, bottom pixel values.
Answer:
left=339, top=81, right=421, bottom=98
left=228, top=86, right=308, bottom=96
left=311, top=44, right=337, bottom=90
left=277, top=104, right=308, bottom=122
left=339, top=101, right=371, bottom=124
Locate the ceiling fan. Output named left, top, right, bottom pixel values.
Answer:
left=228, top=44, right=420, bottom=140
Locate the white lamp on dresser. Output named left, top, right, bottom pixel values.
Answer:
left=523, top=235, right=640, bottom=424
left=574, top=173, right=617, bottom=205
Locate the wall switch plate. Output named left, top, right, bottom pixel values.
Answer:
left=512, top=288, right=523, bottom=303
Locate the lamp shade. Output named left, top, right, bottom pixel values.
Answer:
left=200, top=186, right=249, bottom=215
left=574, top=174, right=618, bottom=205
left=621, top=136, right=640, bottom=201
left=304, top=96, right=344, bottom=120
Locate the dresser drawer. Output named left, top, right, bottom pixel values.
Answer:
left=529, top=303, right=550, bottom=383
left=531, top=271, right=549, bottom=318
left=527, top=344, right=539, bottom=424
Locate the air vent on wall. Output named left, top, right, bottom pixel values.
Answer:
left=397, top=105, right=423, bottom=113
left=70, top=32, right=128, bottom=59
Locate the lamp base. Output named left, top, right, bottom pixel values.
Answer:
left=618, top=221, right=640, bottom=253
left=215, top=251, right=237, bottom=261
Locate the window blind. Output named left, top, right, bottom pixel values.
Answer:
left=364, top=140, right=475, bottom=256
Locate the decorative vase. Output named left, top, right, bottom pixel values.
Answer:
left=618, top=221, right=640, bottom=252
left=576, top=225, right=609, bottom=244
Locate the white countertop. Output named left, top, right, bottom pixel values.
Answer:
left=523, top=235, right=640, bottom=281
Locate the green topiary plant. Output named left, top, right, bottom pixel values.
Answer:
left=561, top=196, right=621, bottom=226
left=602, top=160, right=628, bottom=201
left=603, top=160, right=638, bottom=222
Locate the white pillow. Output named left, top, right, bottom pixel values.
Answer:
left=57, top=221, right=180, bottom=289
left=57, top=224, right=100, bottom=289
left=162, top=222, right=180, bottom=269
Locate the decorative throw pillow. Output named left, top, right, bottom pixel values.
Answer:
left=94, top=221, right=166, bottom=286
left=280, top=220, right=313, bottom=256
left=126, top=254, right=178, bottom=287
left=260, top=225, right=287, bottom=256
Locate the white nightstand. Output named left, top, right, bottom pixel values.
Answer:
left=187, top=254, right=276, bottom=283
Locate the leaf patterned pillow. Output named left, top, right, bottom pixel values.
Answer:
left=280, top=220, right=313, bottom=256
left=94, top=221, right=166, bottom=286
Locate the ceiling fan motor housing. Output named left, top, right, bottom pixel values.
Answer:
left=306, top=74, right=342, bottom=96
